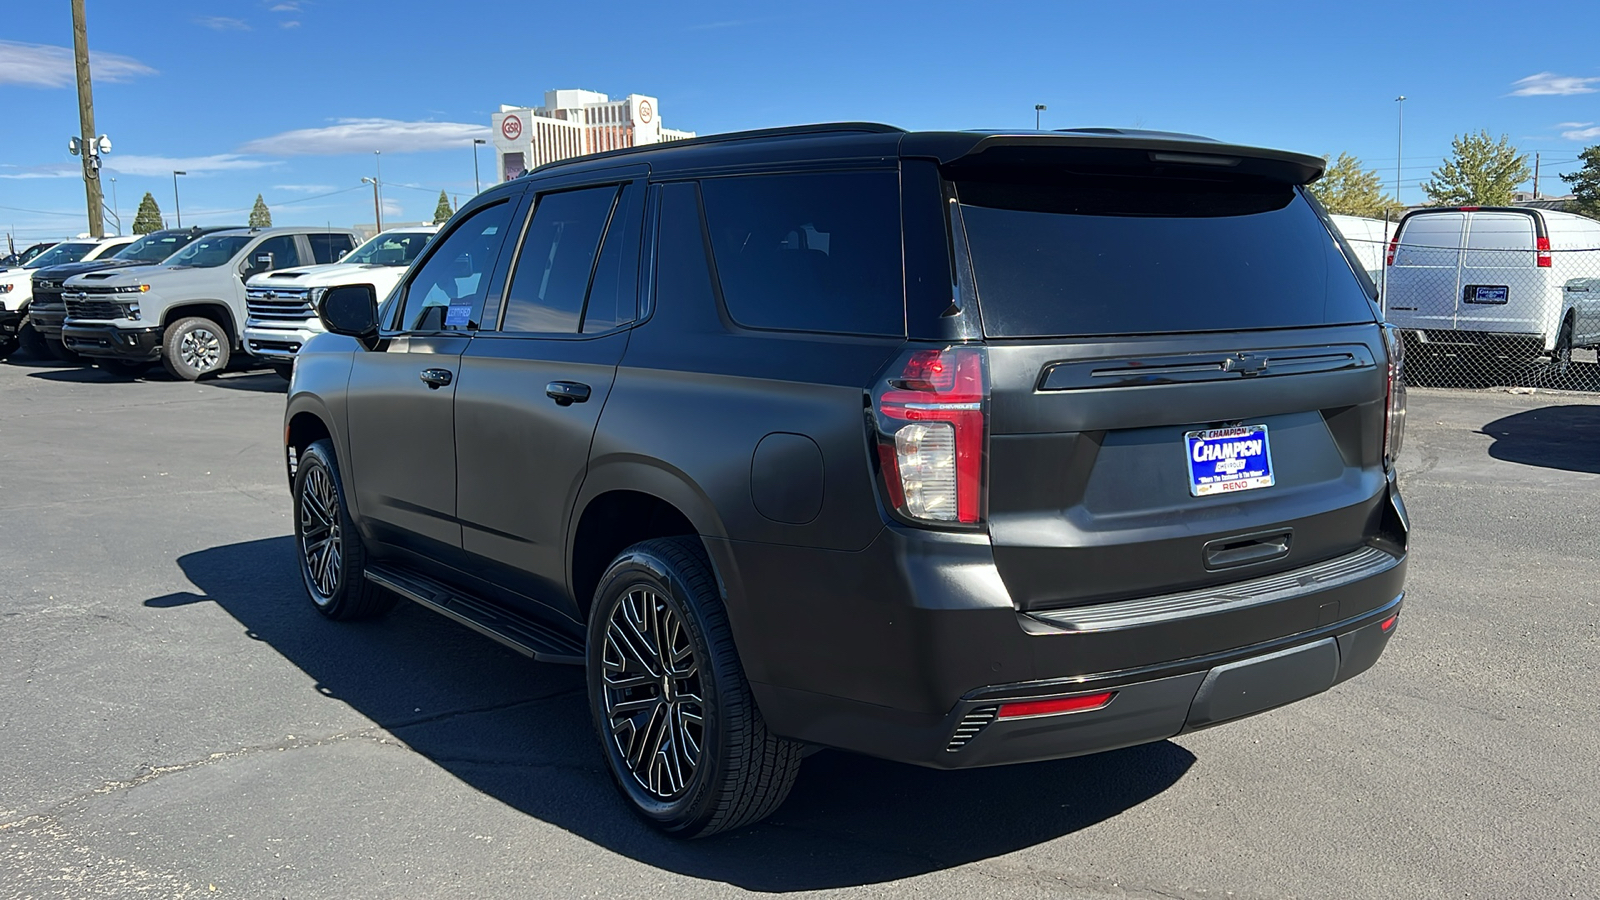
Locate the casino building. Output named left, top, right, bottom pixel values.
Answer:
left=491, top=89, right=696, bottom=182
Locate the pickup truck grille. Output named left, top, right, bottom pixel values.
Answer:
left=31, top=282, right=65, bottom=314
left=246, top=288, right=314, bottom=323
left=64, top=298, right=126, bottom=320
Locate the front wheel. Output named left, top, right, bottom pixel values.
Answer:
left=45, top=336, right=82, bottom=362
left=587, top=537, right=803, bottom=838
left=162, top=316, right=231, bottom=381
left=293, top=439, right=393, bottom=621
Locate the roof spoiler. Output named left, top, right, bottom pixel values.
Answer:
left=901, top=131, right=1326, bottom=185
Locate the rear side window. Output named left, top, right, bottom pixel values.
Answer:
left=501, top=186, right=619, bottom=334
left=1393, top=213, right=1465, bottom=267
left=309, top=233, right=356, bottom=264
left=700, top=171, right=904, bottom=336
left=1464, top=213, right=1535, bottom=268
left=956, top=174, right=1376, bottom=337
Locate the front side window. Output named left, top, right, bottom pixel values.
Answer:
left=245, top=236, right=302, bottom=275
left=166, top=235, right=253, bottom=269
left=309, top=233, right=357, bottom=264
left=700, top=171, right=905, bottom=336
left=397, top=200, right=515, bottom=332
left=344, top=231, right=433, bottom=266
left=500, top=186, right=619, bottom=334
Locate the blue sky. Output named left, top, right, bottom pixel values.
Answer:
left=3, top=0, right=1598, bottom=242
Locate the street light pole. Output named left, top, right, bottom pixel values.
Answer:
left=1395, top=95, right=1406, bottom=207
left=362, top=177, right=382, bottom=233
left=373, top=150, right=383, bottom=228
left=1035, top=104, right=1047, bottom=130
left=172, top=170, right=186, bottom=228
left=472, top=138, right=487, bottom=194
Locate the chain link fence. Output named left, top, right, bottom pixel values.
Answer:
left=1344, top=224, right=1600, bottom=391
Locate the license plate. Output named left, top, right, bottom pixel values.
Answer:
left=1186, top=425, right=1274, bottom=497
left=1465, top=284, right=1509, bottom=305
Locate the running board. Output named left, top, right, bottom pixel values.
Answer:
left=364, top=563, right=585, bottom=664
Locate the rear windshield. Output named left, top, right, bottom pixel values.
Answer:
left=956, top=173, right=1375, bottom=337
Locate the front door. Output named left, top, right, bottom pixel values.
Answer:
left=344, top=196, right=521, bottom=558
left=455, top=180, right=644, bottom=619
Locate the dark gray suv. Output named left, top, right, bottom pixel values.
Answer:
left=285, top=124, right=1409, bottom=837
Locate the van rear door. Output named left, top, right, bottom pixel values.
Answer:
left=944, top=151, right=1390, bottom=612
left=1386, top=212, right=1465, bottom=331
left=1455, top=211, right=1541, bottom=339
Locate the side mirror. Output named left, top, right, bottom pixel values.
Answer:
left=336, top=249, right=349, bottom=260
left=319, top=284, right=379, bottom=342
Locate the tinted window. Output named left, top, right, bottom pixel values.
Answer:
left=398, top=201, right=514, bottom=332
left=1393, top=214, right=1464, bottom=268
left=583, top=181, right=644, bottom=332
left=248, top=235, right=302, bottom=274
left=654, top=182, right=717, bottom=320
left=309, top=233, right=356, bottom=264
left=501, top=186, right=618, bottom=334
left=1464, top=213, right=1535, bottom=268
left=700, top=172, right=904, bottom=336
left=958, top=175, right=1375, bottom=337
left=167, top=235, right=253, bottom=268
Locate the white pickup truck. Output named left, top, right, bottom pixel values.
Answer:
left=243, top=227, right=437, bottom=376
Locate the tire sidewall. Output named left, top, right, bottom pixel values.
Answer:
left=586, top=545, right=729, bottom=834
left=292, top=441, right=358, bottom=617
left=163, top=316, right=231, bottom=381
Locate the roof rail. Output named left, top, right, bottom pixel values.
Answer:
left=526, top=122, right=905, bottom=176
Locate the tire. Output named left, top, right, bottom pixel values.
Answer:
left=271, top=364, right=293, bottom=382
left=587, top=537, right=803, bottom=838
left=45, top=336, right=82, bottom=362
left=1547, top=316, right=1576, bottom=382
left=96, top=358, right=148, bottom=377
left=17, top=320, right=45, bottom=357
left=161, top=316, right=231, bottom=381
left=292, top=439, right=393, bottom=621
left=0, top=337, right=17, bottom=361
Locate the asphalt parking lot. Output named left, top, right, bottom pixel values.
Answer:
left=2, top=357, right=1597, bottom=900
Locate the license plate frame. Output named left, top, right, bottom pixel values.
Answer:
left=1185, top=424, right=1274, bottom=497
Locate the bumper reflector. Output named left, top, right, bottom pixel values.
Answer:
left=1380, top=614, right=1397, bottom=632
left=996, top=691, right=1116, bottom=720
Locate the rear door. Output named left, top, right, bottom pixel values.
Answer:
left=949, top=161, right=1388, bottom=610
left=453, top=178, right=644, bottom=619
left=1386, top=212, right=1465, bottom=331
left=1456, top=211, right=1540, bottom=337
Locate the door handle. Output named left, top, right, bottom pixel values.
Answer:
left=420, top=368, right=453, bottom=389
left=545, top=381, right=591, bottom=406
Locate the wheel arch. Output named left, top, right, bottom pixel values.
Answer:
left=163, top=301, right=238, bottom=345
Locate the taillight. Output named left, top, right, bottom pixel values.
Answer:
left=872, top=346, right=987, bottom=525
left=1537, top=236, right=1552, bottom=268
left=1382, top=325, right=1406, bottom=465
left=1385, top=232, right=1401, bottom=266
left=997, top=691, right=1116, bottom=719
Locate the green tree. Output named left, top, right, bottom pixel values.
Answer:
left=1560, top=145, right=1600, bottom=220
left=249, top=194, right=272, bottom=228
left=1309, top=153, right=1407, bottom=219
left=1421, top=131, right=1531, bottom=207
left=132, top=192, right=164, bottom=234
left=432, top=190, right=454, bottom=224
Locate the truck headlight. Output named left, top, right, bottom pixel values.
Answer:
left=0, top=283, right=13, bottom=294
left=111, top=284, right=150, bottom=294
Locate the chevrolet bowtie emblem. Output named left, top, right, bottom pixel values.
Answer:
left=1222, top=354, right=1269, bottom=376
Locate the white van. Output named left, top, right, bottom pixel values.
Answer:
left=1329, top=214, right=1394, bottom=284
left=1384, top=207, right=1600, bottom=365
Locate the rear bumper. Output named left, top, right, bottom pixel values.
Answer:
left=1403, top=329, right=1548, bottom=355
left=62, top=322, right=162, bottom=360
left=715, top=478, right=1409, bottom=769
left=244, top=324, right=319, bottom=363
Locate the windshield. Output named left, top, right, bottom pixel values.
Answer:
left=115, top=232, right=205, bottom=264
left=26, top=242, right=97, bottom=269
left=343, top=231, right=433, bottom=266
left=956, top=173, right=1376, bottom=337
left=165, top=235, right=253, bottom=268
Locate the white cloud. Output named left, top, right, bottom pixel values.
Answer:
left=196, top=16, right=251, bottom=31
left=272, top=184, right=336, bottom=193
left=268, top=2, right=302, bottom=10
left=1562, top=125, right=1600, bottom=141
left=1510, top=72, right=1600, bottom=96
left=281, top=20, right=302, bottom=28
left=239, top=118, right=492, bottom=156
left=1558, top=121, right=1594, bottom=128
left=0, top=164, right=80, bottom=180
left=106, top=154, right=276, bottom=176
left=0, top=40, right=156, bottom=88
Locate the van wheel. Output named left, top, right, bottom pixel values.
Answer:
left=293, top=439, right=393, bottom=620
left=162, top=316, right=231, bottom=381
left=587, top=537, right=803, bottom=838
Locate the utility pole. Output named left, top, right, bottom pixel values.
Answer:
left=1394, top=95, right=1406, bottom=208
left=1534, top=152, right=1541, bottom=200
left=71, top=0, right=105, bottom=238
left=362, top=177, right=382, bottom=233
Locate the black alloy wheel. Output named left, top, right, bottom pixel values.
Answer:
left=292, top=439, right=392, bottom=620
left=587, top=538, right=802, bottom=838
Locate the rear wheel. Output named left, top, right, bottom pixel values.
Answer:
left=587, top=537, right=802, bottom=838
left=162, top=316, right=231, bottom=381
left=293, top=439, right=393, bottom=620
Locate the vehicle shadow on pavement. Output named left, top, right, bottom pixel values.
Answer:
left=160, top=537, right=1194, bottom=890
left=1482, top=404, right=1600, bottom=475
